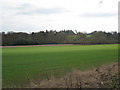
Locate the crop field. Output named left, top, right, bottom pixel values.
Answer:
left=2, top=44, right=118, bottom=87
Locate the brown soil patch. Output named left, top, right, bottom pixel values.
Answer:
left=2, top=44, right=73, bottom=48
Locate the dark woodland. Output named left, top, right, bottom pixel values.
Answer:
left=1, top=30, right=119, bottom=46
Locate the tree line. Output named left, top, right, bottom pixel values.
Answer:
left=1, top=30, right=119, bottom=46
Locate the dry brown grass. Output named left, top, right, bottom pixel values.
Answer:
left=15, top=62, right=118, bottom=88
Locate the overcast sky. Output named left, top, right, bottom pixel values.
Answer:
left=0, top=0, right=119, bottom=33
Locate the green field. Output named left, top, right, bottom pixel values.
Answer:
left=2, top=44, right=118, bottom=87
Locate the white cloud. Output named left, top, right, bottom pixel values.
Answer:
left=1, top=0, right=119, bottom=33
left=81, top=13, right=117, bottom=17
left=16, top=7, right=65, bottom=15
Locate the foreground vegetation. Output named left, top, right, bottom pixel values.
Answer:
left=2, top=44, right=118, bottom=87
left=25, top=62, right=119, bottom=88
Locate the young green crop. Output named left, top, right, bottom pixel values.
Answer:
left=2, top=44, right=118, bottom=87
